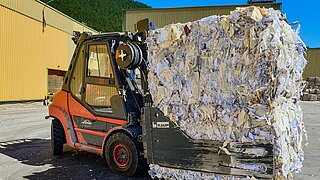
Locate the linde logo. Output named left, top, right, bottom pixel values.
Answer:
left=152, top=122, right=169, bottom=128
left=81, top=119, right=92, bottom=125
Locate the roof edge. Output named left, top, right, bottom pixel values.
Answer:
left=123, top=2, right=282, bottom=12
left=35, top=0, right=97, bottom=33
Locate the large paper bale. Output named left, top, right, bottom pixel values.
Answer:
left=146, top=6, right=307, bottom=179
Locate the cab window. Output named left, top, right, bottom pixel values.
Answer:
left=85, top=44, right=118, bottom=113
left=70, top=45, right=85, bottom=100
left=87, top=45, right=113, bottom=78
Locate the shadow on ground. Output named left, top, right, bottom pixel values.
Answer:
left=0, top=138, right=150, bottom=179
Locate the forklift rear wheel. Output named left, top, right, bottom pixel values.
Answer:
left=51, top=119, right=65, bottom=155
left=105, top=133, right=139, bottom=176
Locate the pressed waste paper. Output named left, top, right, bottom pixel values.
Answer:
left=146, top=6, right=307, bottom=179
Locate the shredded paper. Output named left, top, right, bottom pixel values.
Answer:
left=146, top=6, right=307, bottom=179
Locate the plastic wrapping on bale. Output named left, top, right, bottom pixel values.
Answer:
left=146, top=6, right=307, bottom=179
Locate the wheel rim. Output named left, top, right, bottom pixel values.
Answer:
left=113, top=144, right=130, bottom=167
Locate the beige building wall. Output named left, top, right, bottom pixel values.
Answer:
left=304, top=48, right=320, bottom=78
left=0, top=0, right=97, bottom=101
left=123, top=3, right=282, bottom=32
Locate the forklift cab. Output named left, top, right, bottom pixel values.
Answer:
left=64, top=32, right=144, bottom=120
left=71, top=42, right=118, bottom=114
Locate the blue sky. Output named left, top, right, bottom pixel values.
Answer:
left=138, top=0, right=320, bottom=48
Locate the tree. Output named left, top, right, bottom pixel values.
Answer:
left=41, top=0, right=150, bottom=32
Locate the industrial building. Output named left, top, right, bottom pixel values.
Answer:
left=123, top=2, right=282, bottom=33
left=304, top=48, right=320, bottom=78
left=0, top=0, right=97, bottom=102
left=123, top=2, right=319, bottom=79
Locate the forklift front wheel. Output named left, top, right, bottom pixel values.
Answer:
left=51, top=119, right=65, bottom=155
left=105, top=133, right=139, bottom=176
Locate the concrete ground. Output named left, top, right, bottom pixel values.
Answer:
left=294, top=101, right=320, bottom=180
left=0, top=102, right=149, bottom=180
left=0, top=101, right=318, bottom=179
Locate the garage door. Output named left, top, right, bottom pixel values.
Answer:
left=48, top=69, right=66, bottom=94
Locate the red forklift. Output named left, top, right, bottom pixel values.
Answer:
left=46, top=20, right=274, bottom=178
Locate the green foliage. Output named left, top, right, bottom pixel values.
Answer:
left=41, top=0, right=150, bottom=32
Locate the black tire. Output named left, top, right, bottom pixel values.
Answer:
left=51, top=119, right=65, bottom=155
left=105, top=133, right=142, bottom=176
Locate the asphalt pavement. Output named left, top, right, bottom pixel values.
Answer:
left=0, top=101, right=319, bottom=179
left=0, top=102, right=149, bottom=180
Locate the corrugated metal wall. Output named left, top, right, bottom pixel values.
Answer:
left=124, top=3, right=282, bottom=32
left=0, top=0, right=97, bottom=101
left=304, top=48, right=320, bottom=78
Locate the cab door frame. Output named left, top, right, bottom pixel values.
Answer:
left=82, top=42, right=119, bottom=117
left=67, top=40, right=127, bottom=147
left=70, top=40, right=126, bottom=120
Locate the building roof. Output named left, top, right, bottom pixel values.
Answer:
left=124, top=2, right=282, bottom=12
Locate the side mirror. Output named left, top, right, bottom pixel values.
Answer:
left=72, top=31, right=81, bottom=45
